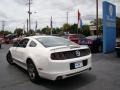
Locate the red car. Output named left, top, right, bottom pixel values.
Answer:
left=63, top=34, right=79, bottom=44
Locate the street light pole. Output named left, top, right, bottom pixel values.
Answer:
left=27, top=19, right=28, bottom=33
left=96, top=0, right=99, bottom=37
left=50, top=16, right=53, bottom=35
left=28, top=0, right=32, bottom=35
left=2, top=21, right=5, bottom=38
left=67, top=12, right=68, bottom=24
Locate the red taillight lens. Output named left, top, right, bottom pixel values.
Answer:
left=51, top=52, right=65, bottom=60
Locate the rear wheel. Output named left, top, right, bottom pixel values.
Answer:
left=27, top=60, right=39, bottom=83
left=6, top=52, right=14, bottom=65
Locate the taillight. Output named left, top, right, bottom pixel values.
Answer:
left=51, top=52, right=65, bottom=60
left=51, top=49, right=91, bottom=60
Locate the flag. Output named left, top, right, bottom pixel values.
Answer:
left=77, top=10, right=82, bottom=29
left=78, top=10, right=80, bottom=29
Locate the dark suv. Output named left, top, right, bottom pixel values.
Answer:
left=80, top=35, right=102, bottom=53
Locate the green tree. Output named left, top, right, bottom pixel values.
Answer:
left=14, top=28, right=23, bottom=36
left=90, top=18, right=102, bottom=26
left=36, top=29, right=41, bottom=34
left=41, top=26, right=51, bottom=35
left=69, top=24, right=78, bottom=34
left=0, top=30, right=12, bottom=36
left=52, top=28, right=61, bottom=34
left=80, top=25, right=90, bottom=36
left=90, top=18, right=103, bottom=35
left=62, top=23, right=71, bottom=33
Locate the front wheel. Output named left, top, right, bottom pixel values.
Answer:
left=6, top=52, right=14, bottom=65
left=27, top=60, right=39, bottom=83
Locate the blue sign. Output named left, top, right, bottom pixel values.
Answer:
left=103, top=1, right=116, bottom=53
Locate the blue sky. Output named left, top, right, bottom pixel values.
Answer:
left=0, top=0, right=119, bottom=32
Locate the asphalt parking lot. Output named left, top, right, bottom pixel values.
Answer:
left=0, top=44, right=120, bottom=90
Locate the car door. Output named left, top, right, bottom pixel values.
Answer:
left=11, top=41, right=19, bottom=59
left=16, top=38, right=29, bottom=64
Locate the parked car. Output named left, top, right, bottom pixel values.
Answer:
left=12, top=36, right=24, bottom=43
left=80, top=35, right=102, bottom=53
left=62, top=34, right=79, bottom=44
left=0, top=41, right=1, bottom=49
left=6, top=36, right=92, bottom=83
left=0, top=37, right=3, bottom=49
left=78, top=34, right=86, bottom=44
left=116, top=41, right=120, bottom=57
left=4, top=34, right=17, bottom=44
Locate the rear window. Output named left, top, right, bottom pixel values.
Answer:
left=36, top=36, right=78, bottom=48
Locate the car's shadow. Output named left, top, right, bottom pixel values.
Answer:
left=12, top=64, right=96, bottom=90
left=37, top=72, right=96, bottom=90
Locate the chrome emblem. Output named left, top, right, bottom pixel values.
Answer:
left=75, top=50, right=80, bottom=57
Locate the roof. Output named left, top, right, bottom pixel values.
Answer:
left=26, top=35, right=57, bottom=39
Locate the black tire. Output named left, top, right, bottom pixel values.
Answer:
left=27, top=60, right=39, bottom=83
left=6, top=52, right=14, bottom=65
left=0, top=44, right=1, bottom=49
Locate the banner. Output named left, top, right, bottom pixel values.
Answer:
left=103, top=1, right=116, bottom=53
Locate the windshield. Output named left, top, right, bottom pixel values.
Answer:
left=36, top=36, right=78, bottom=47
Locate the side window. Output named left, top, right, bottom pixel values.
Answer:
left=29, top=41, right=37, bottom=47
left=13, top=41, right=19, bottom=47
left=19, top=39, right=29, bottom=48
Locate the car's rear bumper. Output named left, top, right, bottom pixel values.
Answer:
left=37, top=55, right=92, bottom=80
left=38, top=65, right=92, bottom=81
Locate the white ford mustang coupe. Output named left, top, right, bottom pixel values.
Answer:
left=6, top=36, right=92, bottom=82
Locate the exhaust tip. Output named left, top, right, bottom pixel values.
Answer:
left=56, top=76, right=62, bottom=80
left=89, top=67, right=92, bottom=71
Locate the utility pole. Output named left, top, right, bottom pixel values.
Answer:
left=66, top=12, right=69, bottom=34
left=2, top=21, right=5, bottom=38
left=67, top=12, right=68, bottom=24
left=27, top=19, right=28, bottom=33
left=27, top=0, right=32, bottom=35
left=50, top=16, right=53, bottom=35
left=23, top=24, right=25, bottom=35
left=2, top=21, right=5, bottom=31
left=96, top=0, right=99, bottom=37
left=35, top=20, right=37, bottom=32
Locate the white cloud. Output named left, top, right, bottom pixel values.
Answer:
left=0, top=0, right=119, bottom=32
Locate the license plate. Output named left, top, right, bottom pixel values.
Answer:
left=75, top=62, right=83, bottom=69
left=70, top=61, right=83, bottom=70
